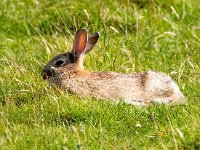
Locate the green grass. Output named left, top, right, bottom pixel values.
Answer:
left=0, top=0, right=200, bottom=149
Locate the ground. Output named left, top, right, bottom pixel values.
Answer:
left=0, top=0, right=200, bottom=149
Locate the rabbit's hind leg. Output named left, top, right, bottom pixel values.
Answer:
left=125, top=99, right=147, bottom=106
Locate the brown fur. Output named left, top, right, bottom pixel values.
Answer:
left=42, top=29, right=185, bottom=106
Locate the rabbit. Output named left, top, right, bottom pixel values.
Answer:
left=41, top=29, right=185, bottom=106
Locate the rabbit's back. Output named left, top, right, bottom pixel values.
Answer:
left=58, top=70, right=184, bottom=106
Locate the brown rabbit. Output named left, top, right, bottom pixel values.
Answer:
left=42, top=29, right=185, bottom=106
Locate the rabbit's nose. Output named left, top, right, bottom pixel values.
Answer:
left=42, top=69, right=53, bottom=80
left=42, top=72, right=48, bottom=80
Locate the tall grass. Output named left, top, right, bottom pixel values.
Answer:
left=0, top=0, right=200, bottom=149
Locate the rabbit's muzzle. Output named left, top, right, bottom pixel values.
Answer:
left=41, top=65, right=59, bottom=80
left=42, top=69, right=52, bottom=80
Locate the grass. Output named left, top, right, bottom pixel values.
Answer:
left=0, top=0, right=200, bottom=149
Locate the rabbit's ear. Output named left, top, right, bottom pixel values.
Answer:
left=85, top=32, right=100, bottom=54
left=72, top=29, right=88, bottom=56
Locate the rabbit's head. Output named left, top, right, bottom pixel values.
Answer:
left=41, top=29, right=99, bottom=80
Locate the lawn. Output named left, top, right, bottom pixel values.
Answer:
left=0, top=0, right=200, bottom=149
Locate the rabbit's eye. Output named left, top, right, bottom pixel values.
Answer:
left=55, top=60, right=64, bottom=66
